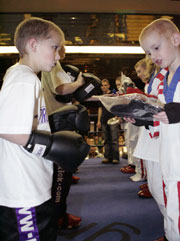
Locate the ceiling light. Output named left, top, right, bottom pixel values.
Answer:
left=0, top=45, right=145, bottom=55
left=65, top=46, right=145, bottom=54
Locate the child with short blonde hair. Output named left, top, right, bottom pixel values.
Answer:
left=139, top=18, right=180, bottom=241
left=0, top=17, right=64, bottom=240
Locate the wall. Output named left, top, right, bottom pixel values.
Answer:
left=1, top=0, right=180, bottom=14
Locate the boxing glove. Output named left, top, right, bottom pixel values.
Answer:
left=48, top=104, right=90, bottom=133
left=24, top=130, right=90, bottom=172
left=73, top=73, right=101, bottom=102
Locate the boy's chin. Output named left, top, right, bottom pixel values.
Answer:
left=44, top=66, right=54, bottom=72
left=160, top=64, right=168, bottom=69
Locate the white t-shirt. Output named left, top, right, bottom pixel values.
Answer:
left=41, top=61, right=72, bottom=115
left=0, top=63, right=53, bottom=208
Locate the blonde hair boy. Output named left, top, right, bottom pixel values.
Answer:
left=0, top=17, right=65, bottom=241
left=139, top=18, right=180, bottom=241
left=14, top=17, right=64, bottom=58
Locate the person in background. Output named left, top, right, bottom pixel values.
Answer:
left=125, top=58, right=153, bottom=188
left=41, top=40, right=84, bottom=229
left=133, top=66, right=167, bottom=237
left=85, top=137, right=104, bottom=159
left=116, top=72, right=146, bottom=182
left=0, top=16, right=63, bottom=241
left=122, top=58, right=158, bottom=188
left=97, top=78, right=120, bottom=164
left=115, top=75, right=134, bottom=163
left=115, top=76, right=124, bottom=94
left=134, top=57, right=161, bottom=198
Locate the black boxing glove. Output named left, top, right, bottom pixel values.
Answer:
left=24, top=130, right=90, bottom=172
left=48, top=104, right=90, bottom=133
left=73, top=73, right=101, bottom=102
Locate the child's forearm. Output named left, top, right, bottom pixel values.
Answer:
left=0, top=134, right=30, bottom=146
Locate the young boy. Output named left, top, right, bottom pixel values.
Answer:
left=0, top=17, right=64, bottom=241
left=139, top=18, right=180, bottom=241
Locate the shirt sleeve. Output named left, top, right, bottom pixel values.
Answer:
left=0, top=78, right=38, bottom=134
left=50, top=62, right=71, bottom=94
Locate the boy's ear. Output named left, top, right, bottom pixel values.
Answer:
left=171, top=32, right=180, bottom=46
left=27, top=38, right=38, bottom=52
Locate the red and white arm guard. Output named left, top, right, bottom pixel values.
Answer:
left=126, top=86, right=158, bottom=100
left=126, top=87, right=144, bottom=95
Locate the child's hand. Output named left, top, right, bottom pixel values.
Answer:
left=123, top=117, right=136, bottom=124
left=96, top=121, right=101, bottom=129
left=76, top=72, right=84, bottom=86
left=153, top=111, right=169, bottom=124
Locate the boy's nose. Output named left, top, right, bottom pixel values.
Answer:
left=55, top=51, right=60, bottom=61
left=151, top=52, right=156, bottom=62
